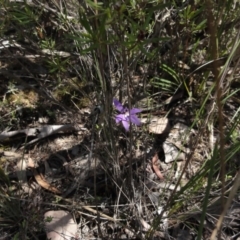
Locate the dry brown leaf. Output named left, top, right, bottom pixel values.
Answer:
left=140, top=218, right=151, bottom=231
left=16, top=158, right=27, bottom=183
left=149, top=117, right=170, bottom=134
left=3, top=151, right=22, bottom=158
left=34, top=171, right=61, bottom=194
left=15, top=158, right=34, bottom=194
left=28, top=158, right=61, bottom=194
left=152, top=153, right=164, bottom=180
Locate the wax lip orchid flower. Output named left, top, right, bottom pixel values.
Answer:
left=113, top=99, right=141, bottom=131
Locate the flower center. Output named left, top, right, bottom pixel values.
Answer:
left=124, top=111, right=130, bottom=118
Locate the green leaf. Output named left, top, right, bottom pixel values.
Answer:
left=161, top=64, right=180, bottom=84
left=194, top=19, right=207, bottom=31
left=0, top=167, right=10, bottom=186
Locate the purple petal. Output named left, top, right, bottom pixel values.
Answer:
left=113, top=99, right=124, bottom=112
left=122, top=119, right=130, bottom=131
left=129, top=114, right=141, bottom=126
left=130, top=108, right=141, bottom=114
left=115, top=114, right=126, bottom=124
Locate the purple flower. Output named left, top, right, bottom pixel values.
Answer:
left=113, top=99, right=141, bottom=131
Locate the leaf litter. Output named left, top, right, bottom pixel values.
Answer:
left=0, top=1, right=240, bottom=239
left=1, top=90, right=239, bottom=239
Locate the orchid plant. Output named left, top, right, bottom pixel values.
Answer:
left=113, top=99, right=141, bottom=131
